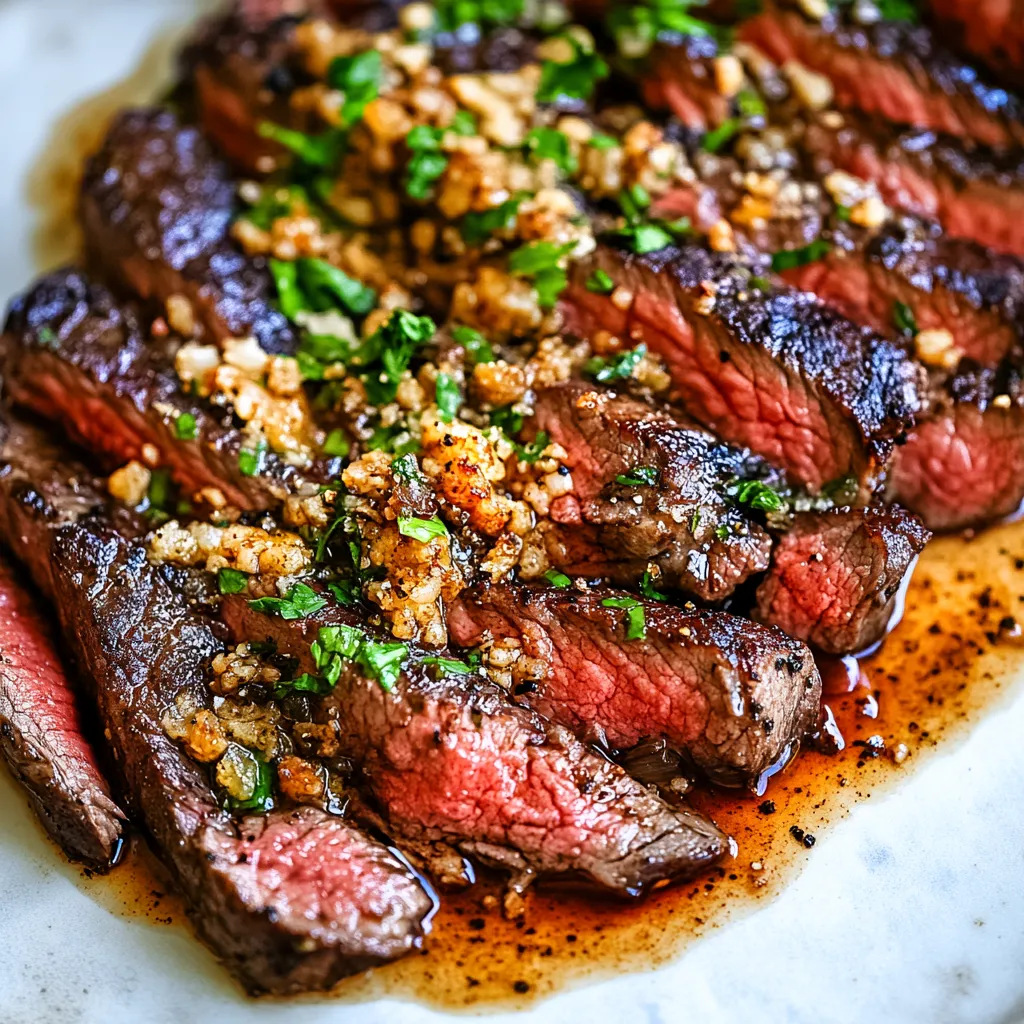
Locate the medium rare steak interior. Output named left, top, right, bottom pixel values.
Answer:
left=3, top=0, right=1022, bottom=998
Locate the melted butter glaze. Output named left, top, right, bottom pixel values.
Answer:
left=76, top=524, right=1024, bottom=1008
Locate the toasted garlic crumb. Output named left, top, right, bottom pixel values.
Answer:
left=166, top=294, right=196, bottom=337
left=798, top=0, right=829, bottom=19
left=108, top=461, right=151, bottom=506
left=914, top=328, right=960, bottom=369
left=784, top=60, right=834, bottom=111
left=709, top=218, right=736, bottom=253
left=714, top=54, right=745, bottom=97
left=992, top=394, right=1013, bottom=410
left=849, top=194, right=890, bottom=229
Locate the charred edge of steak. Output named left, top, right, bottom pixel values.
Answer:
left=562, top=242, right=922, bottom=498
left=800, top=111, right=1024, bottom=257
left=530, top=381, right=776, bottom=601
left=220, top=595, right=729, bottom=894
left=0, top=550, right=126, bottom=871
left=927, top=0, right=1024, bottom=92
left=2, top=268, right=335, bottom=512
left=738, top=3, right=1024, bottom=148
left=782, top=221, right=1024, bottom=367
left=39, top=519, right=433, bottom=995
left=888, top=362, right=1024, bottom=532
left=79, top=107, right=297, bottom=356
left=446, top=582, right=823, bottom=789
left=754, top=505, right=930, bottom=656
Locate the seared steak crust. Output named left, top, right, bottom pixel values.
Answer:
left=80, top=108, right=297, bottom=355
left=928, top=0, right=1024, bottom=90
left=739, top=3, right=1024, bottom=148
left=2, top=268, right=330, bottom=512
left=755, top=506, right=930, bottom=655
left=562, top=243, right=922, bottom=499
left=221, top=597, right=728, bottom=894
left=447, top=584, right=822, bottom=788
left=530, top=382, right=774, bottom=601
left=0, top=550, right=125, bottom=871
left=801, top=112, right=1024, bottom=257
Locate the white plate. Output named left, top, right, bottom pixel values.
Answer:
left=1, top=3, right=1024, bottom=1021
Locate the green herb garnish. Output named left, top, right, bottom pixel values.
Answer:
left=509, top=240, right=576, bottom=309
left=615, top=466, right=659, bottom=487
left=174, top=413, right=197, bottom=441
left=601, top=596, right=647, bottom=640
left=422, top=656, right=474, bottom=676
left=397, top=515, right=449, bottom=542
left=461, top=195, right=524, bottom=247
left=892, top=300, right=918, bottom=337
left=436, top=373, right=461, bottom=423
left=217, top=568, right=249, bottom=595
left=536, top=36, right=609, bottom=103
left=238, top=439, right=267, bottom=478
left=249, top=583, right=327, bottom=620
left=732, top=479, right=784, bottom=513
left=524, top=127, right=578, bottom=175
left=326, top=50, right=382, bottom=125
left=323, top=429, right=350, bottom=458
left=257, top=122, right=345, bottom=170
left=639, top=571, right=668, bottom=602
left=585, top=343, right=647, bottom=383
left=770, top=240, right=831, bottom=272
left=451, top=324, right=495, bottom=364
left=586, top=268, right=615, bottom=294
left=544, top=569, right=572, bottom=588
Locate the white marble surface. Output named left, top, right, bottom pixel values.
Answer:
left=1, top=3, right=1024, bottom=1021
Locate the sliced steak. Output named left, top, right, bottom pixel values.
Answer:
left=754, top=506, right=930, bottom=655
left=447, top=584, right=822, bottom=790
left=782, top=221, right=1024, bottom=366
left=19, top=513, right=433, bottom=994
left=562, top=242, right=922, bottom=500
left=927, top=0, right=1024, bottom=90
left=221, top=596, right=728, bottom=894
left=529, top=381, right=775, bottom=601
left=80, top=108, right=297, bottom=355
left=738, top=3, right=1024, bottom=148
left=801, top=112, right=1024, bottom=257
left=2, top=268, right=330, bottom=512
left=887, top=364, right=1024, bottom=531
left=0, top=552, right=125, bottom=871
left=639, top=35, right=731, bottom=131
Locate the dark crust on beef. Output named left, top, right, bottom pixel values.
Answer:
left=738, top=3, right=1024, bottom=148
left=800, top=111, right=1024, bottom=256
left=755, top=505, right=930, bottom=655
left=888, top=364, right=1024, bottom=531
left=530, top=382, right=775, bottom=601
left=80, top=108, right=297, bottom=355
left=2, top=268, right=334, bottom=512
left=220, top=596, right=729, bottom=894
left=783, top=221, right=1024, bottom=366
left=928, top=0, right=1024, bottom=91
left=447, top=583, right=822, bottom=789
left=561, top=242, right=922, bottom=499
left=0, top=549, right=125, bottom=871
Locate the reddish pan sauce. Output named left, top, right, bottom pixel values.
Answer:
left=73, top=521, right=1024, bottom=1008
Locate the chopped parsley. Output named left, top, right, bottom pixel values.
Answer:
left=238, top=439, right=267, bottom=478
left=147, top=468, right=171, bottom=512
left=451, top=325, right=495, bottom=364
left=588, top=132, right=618, bottom=150
left=435, top=372, right=461, bottom=423
left=586, top=268, right=615, bottom=294
left=249, top=583, right=327, bottom=621
left=397, top=515, right=449, bottom=542
left=702, top=118, right=742, bottom=154
left=615, top=466, right=659, bottom=487
left=873, top=0, right=919, bottom=22
left=835, top=204, right=852, bottom=222
left=290, top=623, right=409, bottom=695
left=393, top=452, right=426, bottom=484
left=433, top=0, right=525, bottom=32
left=639, top=571, right=668, bottom=602
left=601, top=596, right=647, bottom=640
left=351, top=310, right=436, bottom=405
left=490, top=404, right=524, bottom=436
left=461, top=194, right=524, bottom=247
left=524, top=127, right=578, bottom=175
left=892, top=300, right=919, bottom=337
left=421, top=656, right=474, bottom=676
left=217, top=568, right=249, bottom=595
left=323, top=429, right=350, bottom=458
left=223, top=748, right=274, bottom=812
left=257, top=122, right=345, bottom=170
left=511, top=432, right=550, bottom=464
left=608, top=221, right=675, bottom=255
left=450, top=109, right=478, bottom=136
left=536, top=36, right=609, bottom=104
left=770, top=240, right=831, bottom=272
left=544, top=569, right=572, bottom=588
left=736, top=89, right=767, bottom=119
left=273, top=672, right=336, bottom=698
left=270, top=257, right=376, bottom=321
left=585, top=343, right=647, bottom=383
left=325, top=50, right=382, bottom=126
left=608, top=0, right=719, bottom=57
left=509, top=240, right=575, bottom=309
left=732, top=479, right=784, bottom=513
left=174, top=412, right=197, bottom=441
left=405, top=125, right=448, bottom=200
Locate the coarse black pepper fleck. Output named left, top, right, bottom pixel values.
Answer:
left=758, top=800, right=776, bottom=814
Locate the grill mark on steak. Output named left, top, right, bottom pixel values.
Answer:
left=529, top=382, right=775, bottom=601
left=2, top=268, right=332, bottom=512
left=928, top=0, right=1024, bottom=91
left=80, top=108, right=297, bottom=355
left=800, top=112, right=1024, bottom=257
left=0, top=550, right=125, bottom=871
left=562, top=242, right=922, bottom=500
left=220, top=596, right=728, bottom=894
left=738, top=3, right=1024, bottom=148
left=782, top=221, right=1024, bottom=367
left=446, top=583, right=822, bottom=790
left=754, top=506, right=930, bottom=655
left=887, top=364, right=1024, bottom=531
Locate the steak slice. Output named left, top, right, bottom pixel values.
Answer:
left=447, top=584, right=822, bottom=790
left=639, top=34, right=731, bottom=131
left=738, top=3, right=1024, bottom=148
left=529, top=382, right=774, bottom=601
left=782, top=221, right=1024, bottom=366
left=562, top=242, right=922, bottom=500
left=887, top=364, right=1024, bottom=531
left=221, top=596, right=728, bottom=894
left=0, top=551, right=125, bottom=871
left=801, top=112, right=1024, bottom=257
left=80, top=108, right=297, bottom=355
left=754, top=506, right=930, bottom=655
left=2, top=268, right=330, bottom=512
left=928, top=0, right=1024, bottom=91
left=18, top=514, right=433, bottom=994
